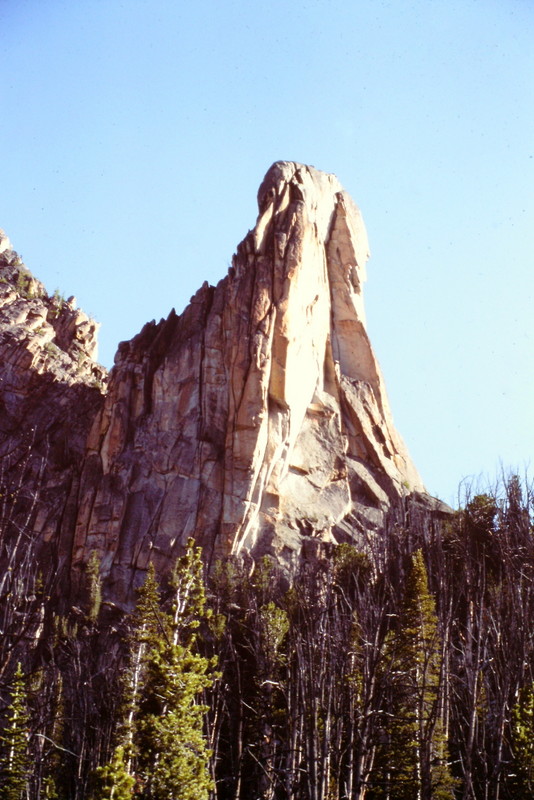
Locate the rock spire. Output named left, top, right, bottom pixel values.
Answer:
left=71, top=162, right=425, bottom=598
left=1, top=164, right=443, bottom=605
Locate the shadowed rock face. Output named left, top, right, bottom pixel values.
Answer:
left=0, top=229, right=107, bottom=587
left=67, top=162, right=429, bottom=602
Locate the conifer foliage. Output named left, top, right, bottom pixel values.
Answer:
left=109, top=539, right=216, bottom=800
left=133, top=541, right=216, bottom=800
left=91, top=745, right=134, bottom=800
left=0, top=663, right=31, bottom=800
left=376, top=550, right=455, bottom=799
left=510, top=684, right=534, bottom=797
left=1, top=475, right=534, bottom=799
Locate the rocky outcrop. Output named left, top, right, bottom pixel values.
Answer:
left=0, top=230, right=107, bottom=578
left=1, top=164, right=449, bottom=606
left=67, top=162, right=433, bottom=602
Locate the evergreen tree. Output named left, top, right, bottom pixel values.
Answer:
left=91, top=745, right=134, bottom=800
left=132, top=540, right=216, bottom=800
left=375, top=550, right=455, bottom=800
left=0, top=662, right=31, bottom=800
left=510, top=683, right=534, bottom=797
left=136, top=645, right=214, bottom=800
left=256, top=600, right=289, bottom=800
left=122, top=561, right=162, bottom=766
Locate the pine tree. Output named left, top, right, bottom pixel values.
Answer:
left=510, top=683, right=534, bottom=797
left=0, top=662, right=31, bottom=800
left=256, top=600, right=289, bottom=800
left=131, top=540, right=216, bottom=800
left=122, top=561, right=162, bottom=766
left=136, top=644, right=215, bottom=800
left=91, top=745, right=135, bottom=800
left=375, top=550, right=455, bottom=800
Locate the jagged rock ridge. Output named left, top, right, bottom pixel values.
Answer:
left=1, top=164, right=447, bottom=604
left=0, top=229, right=107, bottom=577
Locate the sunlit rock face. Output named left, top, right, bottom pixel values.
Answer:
left=71, top=162, right=426, bottom=600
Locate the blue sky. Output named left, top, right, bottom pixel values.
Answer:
left=1, top=0, right=532, bottom=505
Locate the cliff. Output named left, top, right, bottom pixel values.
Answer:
left=0, top=163, right=448, bottom=604
left=0, top=230, right=107, bottom=579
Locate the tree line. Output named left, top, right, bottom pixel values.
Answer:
left=1, top=475, right=534, bottom=799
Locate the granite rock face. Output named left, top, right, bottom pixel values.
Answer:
left=0, top=230, right=107, bottom=580
left=69, top=162, right=428, bottom=601
left=1, top=164, right=445, bottom=605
